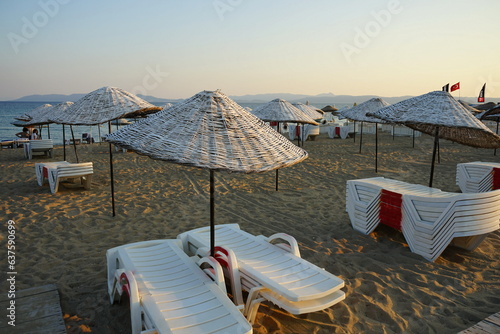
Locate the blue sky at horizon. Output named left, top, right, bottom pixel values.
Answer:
left=1, top=0, right=499, bottom=101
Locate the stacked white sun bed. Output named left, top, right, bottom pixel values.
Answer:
left=346, top=177, right=500, bottom=262
left=456, top=161, right=500, bottom=193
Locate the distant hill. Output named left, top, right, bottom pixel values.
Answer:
left=10, top=92, right=498, bottom=106
left=11, top=93, right=180, bottom=103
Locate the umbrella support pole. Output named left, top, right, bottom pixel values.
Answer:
left=108, top=122, right=116, bottom=217
left=210, top=170, right=215, bottom=257
left=359, top=122, right=364, bottom=153
left=429, top=127, right=439, bottom=188
left=70, top=125, right=79, bottom=163
left=353, top=121, right=356, bottom=143
left=437, top=138, right=440, bottom=164
left=495, top=120, right=499, bottom=156
left=375, top=125, right=378, bottom=173
left=47, top=124, right=51, bottom=139
left=301, top=124, right=304, bottom=147
left=412, top=129, right=415, bottom=148
left=275, top=169, right=279, bottom=191
left=392, top=125, right=395, bottom=141
left=98, top=125, right=102, bottom=145
left=63, top=125, right=66, bottom=161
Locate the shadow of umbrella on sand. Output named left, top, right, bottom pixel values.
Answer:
left=369, top=90, right=500, bottom=187
left=49, top=86, right=162, bottom=216
left=105, top=90, right=308, bottom=256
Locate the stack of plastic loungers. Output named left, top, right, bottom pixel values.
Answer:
left=456, top=161, right=500, bottom=193
left=346, top=177, right=500, bottom=261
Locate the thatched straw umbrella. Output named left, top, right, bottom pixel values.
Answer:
left=15, top=103, right=53, bottom=122
left=249, top=98, right=317, bottom=189
left=49, top=86, right=160, bottom=216
left=105, top=90, right=308, bottom=255
left=478, top=104, right=500, bottom=155
left=15, top=104, right=54, bottom=137
left=250, top=98, right=318, bottom=146
left=292, top=102, right=324, bottom=120
left=369, top=91, right=500, bottom=186
left=340, top=98, right=391, bottom=172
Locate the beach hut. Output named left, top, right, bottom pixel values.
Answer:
left=369, top=90, right=500, bottom=186
left=49, top=86, right=162, bottom=216
left=340, top=97, right=391, bottom=172
left=105, top=89, right=308, bottom=256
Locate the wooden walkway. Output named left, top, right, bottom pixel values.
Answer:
left=458, top=312, right=500, bottom=334
left=0, top=284, right=66, bottom=333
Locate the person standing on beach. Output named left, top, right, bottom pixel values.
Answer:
left=16, top=127, right=30, bottom=138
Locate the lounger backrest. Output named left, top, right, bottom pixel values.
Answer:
left=57, top=162, right=93, bottom=178
left=30, top=139, right=53, bottom=149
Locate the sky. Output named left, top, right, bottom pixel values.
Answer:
left=0, top=0, right=499, bottom=101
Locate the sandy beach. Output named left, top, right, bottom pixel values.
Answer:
left=0, top=130, right=499, bottom=333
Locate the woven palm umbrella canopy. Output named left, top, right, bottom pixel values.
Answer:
left=15, top=103, right=52, bottom=121
left=478, top=104, right=500, bottom=156
left=49, top=86, right=160, bottom=216
left=292, top=102, right=324, bottom=120
left=105, top=90, right=308, bottom=255
left=24, top=101, right=73, bottom=126
left=250, top=98, right=318, bottom=150
left=250, top=98, right=318, bottom=125
left=369, top=90, right=500, bottom=186
left=25, top=102, right=74, bottom=146
left=322, top=105, right=339, bottom=113
left=340, top=97, right=391, bottom=172
left=50, top=86, right=158, bottom=125
left=458, top=100, right=481, bottom=115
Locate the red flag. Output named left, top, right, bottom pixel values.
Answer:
left=450, top=82, right=460, bottom=92
left=478, top=84, right=486, bottom=103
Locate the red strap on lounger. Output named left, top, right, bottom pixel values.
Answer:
left=43, top=166, right=48, bottom=179
left=270, top=121, right=278, bottom=127
left=119, top=272, right=130, bottom=298
left=335, top=127, right=340, bottom=136
left=295, top=125, right=300, bottom=136
left=493, top=168, right=500, bottom=190
left=213, top=246, right=229, bottom=268
left=379, top=189, right=403, bottom=230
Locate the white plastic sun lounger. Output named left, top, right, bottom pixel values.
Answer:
left=35, top=161, right=70, bottom=186
left=456, top=161, right=500, bottom=193
left=107, top=239, right=252, bottom=334
left=48, top=162, right=93, bottom=193
left=346, top=177, right=500, bottom=261
left=25, top=139, right=54, bottom=160
left=177, top=224, right=345, bottom=324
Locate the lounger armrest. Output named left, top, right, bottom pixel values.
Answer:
left=194, top=246, right=210, bottom=258
left=266, top=233, right=301, bottom=257
left=197, top=256, right=227, bottom=294
left=114, top=269, right=142, bottom=334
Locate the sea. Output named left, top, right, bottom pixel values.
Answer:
left=0, top=101, right=271, bottom=145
